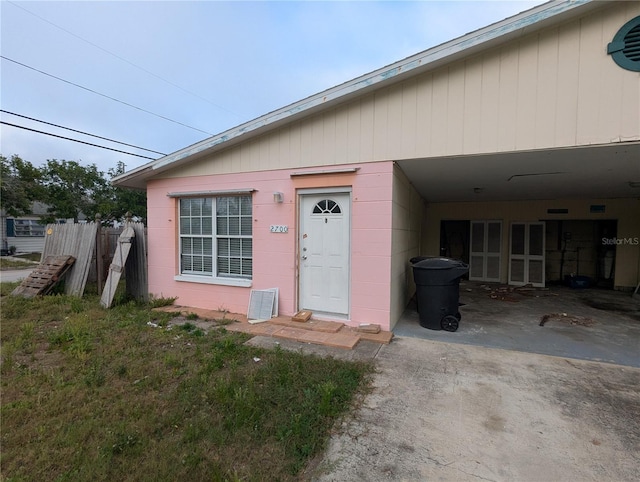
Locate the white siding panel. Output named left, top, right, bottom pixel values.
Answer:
left=446, top=63, right=465, bottom=154
left=311, top=115, right=324, bottom=166
left=334, top=107, right=349, bottom=165
left=262, top=129, right=274, bottom=171
left=497, top=46, right=519, bottom=152
left=481, top=53, right=502, bottom=153
left=400, top=79, right=418, bottom=160
left=323, top=109, right=337, bottom=165
left=576, top=13, right=604, bottom=145
left=430, top=70, right=449, bottom=156
left=241, top=139, right=261, bottom=172
left=297, top=117, right=314, bottom=167
left=536, top=29, right=559, bottom=147
left=387, top=86, right=404, bottom=158
left=359, top=95, right=375, bottom=161
left=264, top=127, right=282, bottom=169
left=555, top=20, right=580, bottom=146
left=515, top=36, right=539, bottom=151
left=277, top=124, right=292, bottom=168
left=415, top=75, right=433, bottom=155
left=347, top=99, right=362, bottom=162
left=288, top=122, right=302, bottom=168
left=620, top=68, right=640, bottom=140
left=373, top=89, right=391, bottom=160
left=463, top=57, right=483, bottom=154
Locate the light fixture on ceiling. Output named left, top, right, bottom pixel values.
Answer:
left=629, top=181, right=640, bottom=188
left=473, top=187, right=483, bottom=194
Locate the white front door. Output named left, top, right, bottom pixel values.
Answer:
left=509, top=222, right=545, bottom=287
left=469, top=220, right=502, bottom=282
left=299, top=192, right=350, bottom=316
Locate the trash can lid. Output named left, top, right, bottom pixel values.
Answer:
left=412, top=257, right=468, bottom=269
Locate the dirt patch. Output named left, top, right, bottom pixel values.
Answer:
left=539, top=313, right=597, bottom=327
left=12, top=346, right=64, bottom=371
left=165, top=315, right=235, bottom=333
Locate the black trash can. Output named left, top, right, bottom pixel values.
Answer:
left=411, top=257, right=469, bottom=332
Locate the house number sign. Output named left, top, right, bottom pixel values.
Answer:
left=270, top=225, right=288, bottom=233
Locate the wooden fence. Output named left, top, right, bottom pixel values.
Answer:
left=41, top=221, right=147, bottom=300
left=42, top=222, right=97, bottom=297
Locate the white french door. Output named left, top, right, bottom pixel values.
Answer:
left=469, top=221, right=501, bottom=282
left=509, top=222, right=545, bottom=287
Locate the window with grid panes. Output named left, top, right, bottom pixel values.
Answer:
left=14, top=219, right=45, bottom=237
left=179, top=196, right=252, bottom=278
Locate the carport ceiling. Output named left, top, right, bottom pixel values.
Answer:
left=397, top=143, right=640, bottom=203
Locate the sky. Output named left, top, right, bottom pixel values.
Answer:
left=1, top=0, right=545, bottom=176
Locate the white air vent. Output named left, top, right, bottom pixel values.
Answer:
left=247, top=288, right=279, bottom=322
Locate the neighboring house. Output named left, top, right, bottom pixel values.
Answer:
left=114, top=1, right=640, bottom=331
left=1, top=202, right=51, bottom=254
left=1, top=202, right=75, bottom=254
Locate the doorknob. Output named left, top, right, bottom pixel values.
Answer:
left=302, top=255, right=307, bottom=260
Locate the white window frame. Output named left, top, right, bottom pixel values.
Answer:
left=174, top=195, right=253, bottom=287
left=14, top=219, right=46, bottom=237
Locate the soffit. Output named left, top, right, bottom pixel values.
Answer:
left=396, top=143, right=640, bottom=203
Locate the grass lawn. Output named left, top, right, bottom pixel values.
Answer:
left=0, top=283, right=373, bottom=481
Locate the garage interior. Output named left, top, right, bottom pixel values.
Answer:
left=440, top=219, right=618, bottom=288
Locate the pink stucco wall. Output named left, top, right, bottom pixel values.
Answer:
left=146, top=161, right=394, bottom=330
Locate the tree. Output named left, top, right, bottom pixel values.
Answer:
left=94, top=161, right=147, bottom=223
left=1, top=156, right=146, bottom=225
left=39, top=159, right=108, bottom=223
left=0, top=154, right=43, bottom=217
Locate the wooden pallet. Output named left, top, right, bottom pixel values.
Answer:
left=11, top=255, right=76, bottom=298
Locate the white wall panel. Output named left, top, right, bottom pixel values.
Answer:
left=463, top=57, right=483, bottom=154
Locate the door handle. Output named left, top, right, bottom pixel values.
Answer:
left=302, top=255, right=307, bottom=260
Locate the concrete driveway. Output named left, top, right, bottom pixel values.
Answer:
left=395, top=282, right=640, bottom=368
left=0, top=268, right=34, bottom=283
left=244, top=284, right=640, bottom=480
left=308, top=337, right=640, bottom=481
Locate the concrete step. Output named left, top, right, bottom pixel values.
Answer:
left=153, top=305, right=393, bottom=349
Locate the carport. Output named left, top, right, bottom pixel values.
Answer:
left=395, top=280, right=640, bottom=367
left=396, top=143, right=640, bottom=292
left=392, top=142, right=640, bottom=365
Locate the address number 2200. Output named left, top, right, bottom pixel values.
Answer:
left=270, top=225, right=288, bottom=233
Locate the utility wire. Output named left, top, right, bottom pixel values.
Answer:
left=1, top=121, right=157, bottom=160
left=1, top=109, right=167, bottom=156
left=1, top=56, right=213, bottom=136
left=7, top=0, right=242, bottom=121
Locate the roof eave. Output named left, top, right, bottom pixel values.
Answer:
left=114, top=0, right=597, bottom=189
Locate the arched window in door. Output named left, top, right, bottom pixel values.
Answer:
left=312, top=199, right=342, bottom=214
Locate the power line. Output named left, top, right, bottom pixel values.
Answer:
left=7, top=0, right=242, bottom=121
left=1, top=55, right=213, bottom=136
left=1, top=110, right=167, bottom=156
left=1, top=121, right=157, bottom=160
